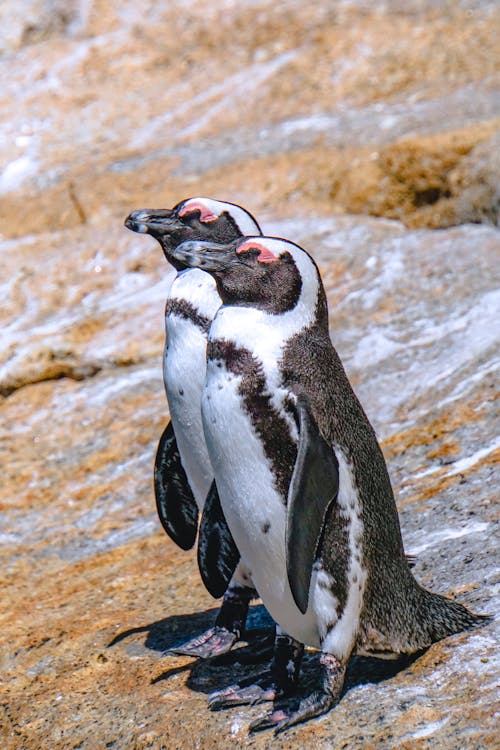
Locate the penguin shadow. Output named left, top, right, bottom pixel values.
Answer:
left=342, top=651, right=422, bottom=695
left=264, top=649, right=423, bottom=712
left=108, top=604, right=275, bottom=691
left=108, top=603, right=421, bottom=699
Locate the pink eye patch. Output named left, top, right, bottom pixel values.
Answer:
left=179, top=200, right=217, bottom=223
left=237, top=240, right=279, bottom=264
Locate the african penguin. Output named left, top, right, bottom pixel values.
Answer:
left=169, top=234, right=490, bottom=733
left=124, top=198, right=271, bottom=658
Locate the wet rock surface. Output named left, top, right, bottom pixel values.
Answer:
left=1, top=2, right=498, bottom=748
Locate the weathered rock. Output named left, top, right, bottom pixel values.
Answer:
left=0, top=0, right=74, bottom=53
left=1, top=1, right=498, bottom=748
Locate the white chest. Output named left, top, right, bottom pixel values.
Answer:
left=202, top=358, right=320, bottom=647
left=203, top=305, right=366, bottom=656
left=162, top=269, right=221, bottom=506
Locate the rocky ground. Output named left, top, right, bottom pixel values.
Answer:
left=1, top=2, right=499, bottom=748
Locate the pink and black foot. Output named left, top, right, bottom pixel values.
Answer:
left=167, top=586, right=256, bottom=659
left=208, top=631, right=304, bottom=710
left=250, top=651, right=346, bottom=735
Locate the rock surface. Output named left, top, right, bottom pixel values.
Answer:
left=1, top=2, right=498, bottom=748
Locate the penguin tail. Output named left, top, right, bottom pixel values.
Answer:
left=416, top=587, right=492, bottom=646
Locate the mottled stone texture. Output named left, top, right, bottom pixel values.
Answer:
left=0, top=1, right=498, bottom=748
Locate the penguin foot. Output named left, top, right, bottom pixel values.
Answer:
left=249, top=690, right=336, bottom=734
left=166, top=625, right=238, bottom=659
left=209, top=630, right=304, bottom=713
left=167, top=585, right=257, bottom=659
left=208, top=671, right=276, bottom=709
left=250, top=651, right=346, bottom=735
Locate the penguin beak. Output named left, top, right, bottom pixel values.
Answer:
left=170, top=240, right=239, bottom=271
left=124, top=209, right=185, bottom=236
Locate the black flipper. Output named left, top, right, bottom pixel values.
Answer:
left=154, top=421, right=199, bottom=551
left=198, top=481, right=240, bottom=598
left=286, top=396, right=339, bottom=615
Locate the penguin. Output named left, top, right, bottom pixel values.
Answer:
left=124, top=198, right=269, bottom=659
left=168, top=235, right=491, bottom=733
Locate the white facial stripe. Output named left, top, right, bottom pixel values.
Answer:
left=179, top=200, right=217, bottom=222
left=181, top=197, right=260, bottom=236
left=211, top=239, right=319, bottom=343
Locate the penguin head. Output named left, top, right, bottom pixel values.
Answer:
left=124, top=197, right=261, bottom=271
left=172, top=236, right=323, bottom=315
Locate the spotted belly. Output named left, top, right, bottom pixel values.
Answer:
left=202, top=360, right=323, bottom=648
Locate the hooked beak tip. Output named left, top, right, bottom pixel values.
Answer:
left=124, top=215, right=149, bottom=233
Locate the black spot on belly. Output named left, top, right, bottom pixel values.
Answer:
left=208, top=339, right=297, bottom=501
left=261, top=521, right=271, bottom=534
left=179, top=387, right=184, bottom=396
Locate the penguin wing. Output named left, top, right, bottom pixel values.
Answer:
left=198, top=481, right=240, bottom=599
left=287, top=396, right=339, bottom=614
left=154, top=421, right=199, bottom=551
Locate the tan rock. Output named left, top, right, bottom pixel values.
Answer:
left=1, top=1, right=498, bottom=747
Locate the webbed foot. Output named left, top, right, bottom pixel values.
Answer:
left=208, top=671, right=276, bottom=709
left=208, top=631, right=304, bottom=711
left=251, top=652, right=346, bottom=735
left=167, top=625, right=238, bottom=659
left=249, top=690, right=336, bottom=734
left=166, top=585, right=256, bottom=659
